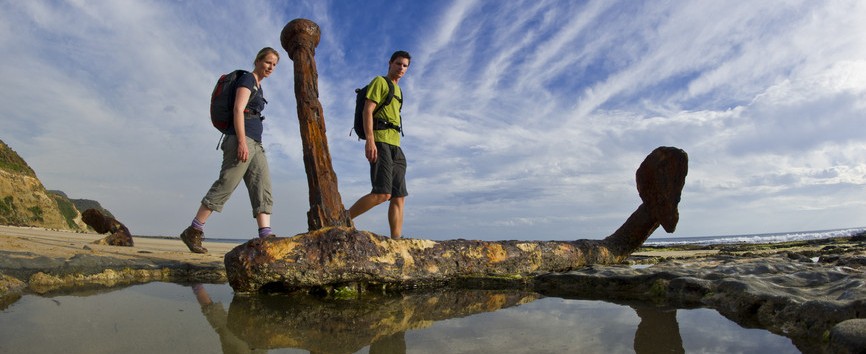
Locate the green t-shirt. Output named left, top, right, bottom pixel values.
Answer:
left=365, top=76, right=402, bottom=146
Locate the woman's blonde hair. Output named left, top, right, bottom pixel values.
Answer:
left=254, top=47, right=280, bottom=65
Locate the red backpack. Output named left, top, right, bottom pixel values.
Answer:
left=210, top=69, right=251, bottom=134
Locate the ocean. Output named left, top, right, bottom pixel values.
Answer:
left=206, top=226, right=866, bottom=247
left=645, top=226, right=866, bottom=246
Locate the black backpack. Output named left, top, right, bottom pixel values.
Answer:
left=351, top=76, right=403, bottom=140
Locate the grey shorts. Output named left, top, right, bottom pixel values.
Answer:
left=370, top=142, right=408, bottom=198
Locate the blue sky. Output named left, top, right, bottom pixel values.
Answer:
left=1, top=0, right=865, bottom=241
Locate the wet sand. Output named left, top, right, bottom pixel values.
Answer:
left=0, top=225, right=237, bottom=263
left=0, top=225, right=239, bottom=296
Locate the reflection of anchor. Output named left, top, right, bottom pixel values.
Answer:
left=192, top=284, right=266, bottom=354
left=192, top=284, right=687, bottom=353
left=225, top=18, right=688, bottom=295
left=225, top=290, right=540, bottom=353
left=632, top=304, right=685, bottom=354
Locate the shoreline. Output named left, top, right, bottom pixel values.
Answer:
left=0, top=225, right=236, bottom=298
left=1, top=224, right=859, bottom=296
left=3, top=225, right=866, bottom=352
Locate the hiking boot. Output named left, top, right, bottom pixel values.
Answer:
left=180, top=226, right=208, bottom=254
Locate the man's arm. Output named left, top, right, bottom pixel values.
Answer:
left=363, top=99, right=377, bottom=163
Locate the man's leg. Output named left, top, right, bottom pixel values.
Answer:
left=349, top=193, right=390, bottom=218
left=354, top=141, right=395, bottom=219
left=388, top=196, right=404, bottom=239
left=388, top=144, right=407, bottom=239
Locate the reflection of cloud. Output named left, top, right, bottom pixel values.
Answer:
left=0, top=283, right=799, bottom=353
left=413, top=299, right=797, bottom=353
left=408, top=298, right=638, bottom=353
left=677, top=308, right=796, bottom=353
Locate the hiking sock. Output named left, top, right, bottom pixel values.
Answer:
left=191, top=218, right=205, bottom=231
left=258, top=227, right=273, bottom=238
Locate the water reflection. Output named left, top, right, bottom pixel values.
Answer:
left=192, top=284, right=264, bottom=354
left=195, top=284, right=540, bottom=353
left=0, top=283, right=796, bottom=353
left=192, top=284, right=694, bottom=354
left=632, top=305, right=684, bottom=354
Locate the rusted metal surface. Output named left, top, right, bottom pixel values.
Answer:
left=225, top=142, right=688, bottom=293
left=280, top=18, right=352, bottom=231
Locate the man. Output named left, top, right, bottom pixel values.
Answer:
left=348, top=50, right=411, bottom=239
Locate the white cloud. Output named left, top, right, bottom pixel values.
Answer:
left=1, top=0, right=864, bottom=240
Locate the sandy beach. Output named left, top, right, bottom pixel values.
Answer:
left=0, top=225, right=242, bottom=297
left=0, top=225, right=237, bottom=263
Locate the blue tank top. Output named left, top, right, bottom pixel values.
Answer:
left=227, top=72, right=266, bottom=142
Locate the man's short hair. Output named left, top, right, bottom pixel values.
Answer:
left=390, top=50, right=411, bottom=64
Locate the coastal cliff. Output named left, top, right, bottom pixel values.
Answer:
left=0, top=138, right=92, bottom=231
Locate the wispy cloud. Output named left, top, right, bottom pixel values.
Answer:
left=1, top=0, right=864, bottom=240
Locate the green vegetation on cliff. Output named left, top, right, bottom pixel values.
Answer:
left=0, top=196, right=17, bottom=224
left=50, top=193, right=80, bottom=229
left=0, top=139, right=35, bottom=177
left=0, top=138, right=113, bottom=230
left=0, top=196, right=37, bottom=226
left=49, top=191, right=115, bottom=220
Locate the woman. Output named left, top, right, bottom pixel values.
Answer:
left=181, top=47, right=279, bottom=254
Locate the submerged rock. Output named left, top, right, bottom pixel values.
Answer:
left=829, top=319, right=866, bottom=354
left=0, top=272, right=26, bottom=309
left=534, top=248, right=866, bottom=353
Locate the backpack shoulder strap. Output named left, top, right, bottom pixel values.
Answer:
left=237, top=71, right=264, bottom=114
left=371, top=76, right=404, bottom=136
left=373, top=76, right=394, bottom=116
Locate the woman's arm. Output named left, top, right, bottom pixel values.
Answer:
left=233, top=86, right=252, bottom=162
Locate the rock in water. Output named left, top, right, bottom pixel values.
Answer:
left=829, top=319, right=866, bottom=354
